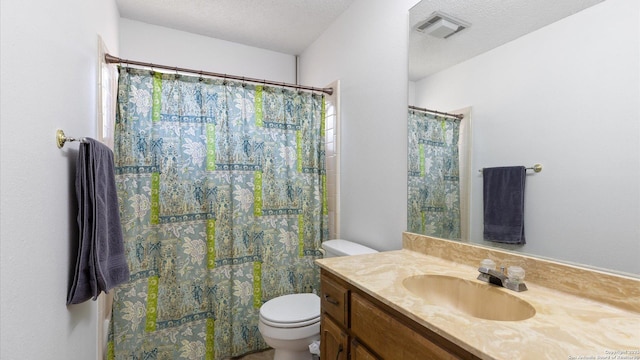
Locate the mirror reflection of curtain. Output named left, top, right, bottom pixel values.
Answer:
left=109, top=68, right=328, bottom=359
left=408, top=110, right=461, bottom=239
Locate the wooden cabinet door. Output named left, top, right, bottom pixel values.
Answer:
left=351, top=339, right=380, bottom=360
left=321, top=315, right=348, bottom=360
left=351, top=293, right=461, bottom=360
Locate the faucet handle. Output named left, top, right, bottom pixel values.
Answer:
left=480, top=259, right=496, bottom=270
left=507, top=266, right=525, bottom=283
left=504, top=266, right=528, bottom=292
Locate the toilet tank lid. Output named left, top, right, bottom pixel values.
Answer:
left=322, top=239, right=378, bottom=256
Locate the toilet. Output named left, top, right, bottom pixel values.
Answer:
left=258, top=239, right=378, bottom=360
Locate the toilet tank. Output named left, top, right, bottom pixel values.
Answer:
left=321, top=239, right=378, bottom=258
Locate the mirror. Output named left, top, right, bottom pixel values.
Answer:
left=408, top=0, right=639, bottom=276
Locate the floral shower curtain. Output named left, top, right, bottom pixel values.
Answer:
left=108, top=68, right=328, bottom=359
left=407, top=109, right=461, bottom=239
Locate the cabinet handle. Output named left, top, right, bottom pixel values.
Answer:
left=324, top=294, right=339, bottom=305
left=335, top=343, right=343, bottom=360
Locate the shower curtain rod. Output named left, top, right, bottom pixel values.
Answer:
left=409, top=105, right=464, bottom=119
left=105, top=54, right=334, bottom=95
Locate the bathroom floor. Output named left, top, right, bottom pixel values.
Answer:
left=238, top=349, right=274, bottom=360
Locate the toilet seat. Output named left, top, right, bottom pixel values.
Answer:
left=259, top=293, right=320, bottom=328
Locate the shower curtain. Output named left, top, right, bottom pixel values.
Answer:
left=108, top=68, right=328, bottom=359
left=407, top=110, right=461, bottom=239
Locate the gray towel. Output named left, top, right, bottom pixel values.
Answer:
left=482, top=166, right=526, bottom=245
left=67, top=138, right=129, bottom=305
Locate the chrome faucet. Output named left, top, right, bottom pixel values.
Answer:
left=477, top=265, right=528, bottom=292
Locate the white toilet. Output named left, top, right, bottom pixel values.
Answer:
left=258, top=239, right=378, bottom=360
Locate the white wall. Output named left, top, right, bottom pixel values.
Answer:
left=0, top=0, right=120, bottom=359
left=299, top=0, right=421, bottom=252
left=413, top=0, right=640, bottom=274
left=119, top=10, right=418, bottom=253
left=119, top=18, right=296, bottom=83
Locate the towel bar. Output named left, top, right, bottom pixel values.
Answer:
left=479, top=164, right=542, bottom=173
left=56, top=129, right=86, bottom=149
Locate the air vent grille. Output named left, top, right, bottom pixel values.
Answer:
left=416, top=16, right=444, bottom=32
left=415, top=11, right=470, bottom=39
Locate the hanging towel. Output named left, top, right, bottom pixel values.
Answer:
left=67, top=138, right=129, bottom=305
left=482, top=166, right=526, bottom=245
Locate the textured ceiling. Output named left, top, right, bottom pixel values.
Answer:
left=115, top=0, right=607, bottom=81
left=409, top=0, right=606, bottom=81
left=115, top=0, right=355, bottom=55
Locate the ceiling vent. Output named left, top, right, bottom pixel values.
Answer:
left=415, top=11, right=470, bottom=39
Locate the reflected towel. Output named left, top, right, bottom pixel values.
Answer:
left=482, top=166, right=526, bottom=244
left=67, top=138, right=129, bottom=305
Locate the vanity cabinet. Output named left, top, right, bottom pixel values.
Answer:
left=320, top=270, right=479, bottom=360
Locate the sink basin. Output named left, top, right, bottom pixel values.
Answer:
left=402, top=275, right=536, bottom=321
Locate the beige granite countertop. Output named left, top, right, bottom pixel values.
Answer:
left=316, top=235, right=640, bottom=360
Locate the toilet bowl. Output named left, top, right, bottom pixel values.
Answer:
left=258, top=293, right=320, bottom=360
left=258, top=239, right=377, bottom=360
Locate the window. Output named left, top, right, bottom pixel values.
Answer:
left=324, top=81, right=340, bottom=239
